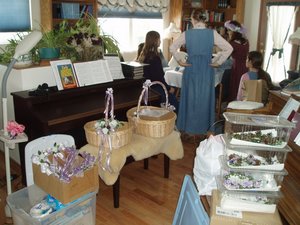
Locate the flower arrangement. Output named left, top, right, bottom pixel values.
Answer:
left=6, top=121, right=25, bottom=139
left=228, top=153, right=279, bottom=167
left=223, top=172, right=263, bottom=190
left=232, top=130, right=283, bottom=146
left=31, top=143, right=96, bottom=183
left=67, top=31, right=103, bottom=62
left=94, top=118, right=123, bottom=135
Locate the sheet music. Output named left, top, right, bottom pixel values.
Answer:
left=103, top=55, right=124, bottom=80
left=73, top=60, right=113, bottom=86
left=279, top=97, right=300, bottom=119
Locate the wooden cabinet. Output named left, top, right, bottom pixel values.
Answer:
left=40, top=0, right=98, bottom=31
left=268, top=91, right=300, bottom=225
left=180, top=0, right=244, bottom=31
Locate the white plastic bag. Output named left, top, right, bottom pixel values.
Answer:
left=193, top=134, right=225, bottom=196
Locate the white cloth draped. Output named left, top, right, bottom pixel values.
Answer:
left=265, top=6, right=298, bottom=83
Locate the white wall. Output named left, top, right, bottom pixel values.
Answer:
left=244, top=0, right=261, bottom=51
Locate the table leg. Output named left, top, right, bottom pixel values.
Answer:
left=164, top=155, right=170, bottom=178
left=144, top=158, right=148, bottom=169
left=113, top=176, right=120, bottom=208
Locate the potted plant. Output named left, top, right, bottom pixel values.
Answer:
left=37, top=21, right=71, bottom=60
left=0, top=33, right=39, bottom=67
left=66, top=15, right=120, bottom=62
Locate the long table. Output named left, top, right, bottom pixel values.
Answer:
left=11, top=78, right=160, bottom=185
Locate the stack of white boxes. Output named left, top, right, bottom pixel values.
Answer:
left=217, top=112, right=295, bottom=214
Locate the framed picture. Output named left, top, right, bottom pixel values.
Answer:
left=50, top=60, right=79, bottom=90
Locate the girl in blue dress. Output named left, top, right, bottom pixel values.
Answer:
left=170, top=9, right=232, bottom=135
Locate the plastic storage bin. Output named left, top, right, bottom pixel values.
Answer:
left=216, top=178, right=282, bottom=213
left=223, top=112, right=295, bottom=148
left=7, top=184, right=97, bottom=225
left=221, top=135, right=292, bottom=171
left=219, top=157, right=287, bottom=192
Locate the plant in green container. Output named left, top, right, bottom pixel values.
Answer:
left=37, top=21, right=71, bottom=60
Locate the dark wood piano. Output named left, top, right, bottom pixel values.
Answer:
left=11, top=78, right=160, bottom=185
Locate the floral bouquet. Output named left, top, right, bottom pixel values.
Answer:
left=31, top=143, right=96, bottom=183
left=6, top=120, right=25, bottom=139
left=66, top=16, right=103, bottom=62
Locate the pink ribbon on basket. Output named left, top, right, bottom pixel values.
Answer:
left=97, top=135, right=113, bottom=173
left=104, top=88, right=114, bottom=127
left=136, top=79, right=175, bottom=117
left=97, top=88, right=117, bottom=172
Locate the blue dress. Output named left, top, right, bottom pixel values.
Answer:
left=176, top=28, right=215, bottom=134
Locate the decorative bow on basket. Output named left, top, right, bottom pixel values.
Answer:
left=126, top=79, right=177, bottom=138
left=84, top=88, right=133, bottom=172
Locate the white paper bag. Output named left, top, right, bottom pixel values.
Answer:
left=193, top=134, right=225, bottom=196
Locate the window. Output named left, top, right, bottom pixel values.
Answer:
left=98, top=17, right=164, bottom=52
left=98, top=5, right=164, bottom=54
left=0, top=0, right=30, bottom=32
left=0, top=0, right=31, bottom=44
left=263, top=3, right=299, bottom=83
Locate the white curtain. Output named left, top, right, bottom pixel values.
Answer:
left=265, top=6, right=297, bottom=83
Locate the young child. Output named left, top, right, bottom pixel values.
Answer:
left=236, top=51, right=274, bottom=104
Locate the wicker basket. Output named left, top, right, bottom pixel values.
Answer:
left=84, top=120, right=133, bottom=149
left=126, top=80, right=177, bottom=138
left=84, top=88, right=133, bottom=149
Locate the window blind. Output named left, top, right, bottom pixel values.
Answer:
left=0, top=0, right=30, bottom=32
left=99, top=6, right=162, bottom=19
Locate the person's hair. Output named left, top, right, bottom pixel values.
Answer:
left=248, top=51, right=274, bottom=89
left=191, top=8, right=207, bottom=22
left=227, top=20, right=247, bottom=44
left=138, top=31, right=160, bottom=63
left=136, top=42, right=144, bottom=60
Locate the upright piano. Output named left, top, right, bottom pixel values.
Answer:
left=11, top=78, right=160, bottom=185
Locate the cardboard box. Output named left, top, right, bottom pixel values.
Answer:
left=210, top=190, right=282, bottom=225
left=33, top=164, right=98, bottom=204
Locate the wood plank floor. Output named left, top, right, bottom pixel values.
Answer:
left=0, top=138, right=201, bottom=225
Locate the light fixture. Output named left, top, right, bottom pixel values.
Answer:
left=289, top=27, right=300, bottom=74
left=0, top=31, right=42, bottom=200
left=164, top=22, right=181, bottom=41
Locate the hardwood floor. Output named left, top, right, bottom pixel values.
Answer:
left=0, top=138, right=201, bottom=225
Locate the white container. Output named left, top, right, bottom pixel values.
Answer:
left=217, top=178, right=282, bottom=213
left=223, top=112, right=295, bottom=149
left=7, top=184, right=96, bottom=225
left=219, top=156, right=287, bottom=192
left=221, top=135, right=292, bottom=171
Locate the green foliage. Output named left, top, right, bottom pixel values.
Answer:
left=0, top=16, right=121, bottom=65
left=0, top=33, right=38, bottom=65
left=37, top=20, right=71, bottom=49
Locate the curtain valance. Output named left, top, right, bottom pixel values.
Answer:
left=97, top=0, right=168, bottom=18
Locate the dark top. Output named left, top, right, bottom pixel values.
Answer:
left=228, top=40, right=249, bottom=101
left=143, top=54, right=170, bottom=89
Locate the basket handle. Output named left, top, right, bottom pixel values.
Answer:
left=136, top=79, right=173, bottom=116
left=104, top=88, right=114, bottom=125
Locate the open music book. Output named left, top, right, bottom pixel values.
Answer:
left=50, top=58, right=123, bottom=90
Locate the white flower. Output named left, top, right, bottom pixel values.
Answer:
left=109, top=120, right=119, bottom=129
left=102, top=127, right=109, bottom=134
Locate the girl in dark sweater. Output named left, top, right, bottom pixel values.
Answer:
left=138, top=31, right=179, bottom=112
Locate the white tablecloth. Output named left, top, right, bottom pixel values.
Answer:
left=164, top=69, right=223, bottom=88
